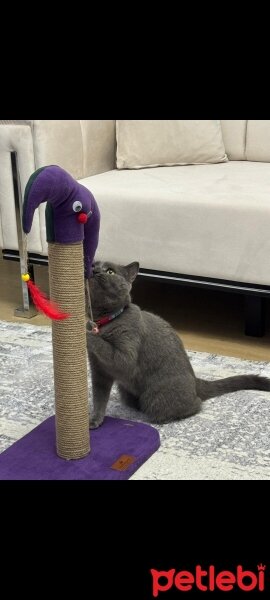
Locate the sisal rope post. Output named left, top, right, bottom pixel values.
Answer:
left=48, top=242, right=90, bottom=460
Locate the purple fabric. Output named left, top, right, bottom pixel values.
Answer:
left=23, top=166, right=100, bottom=278
left=0, top=417, right=160, bottom=480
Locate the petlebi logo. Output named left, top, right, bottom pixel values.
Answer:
left=150, top=564, right=266, bottom=596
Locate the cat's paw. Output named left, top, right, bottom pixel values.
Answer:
left=90, top=417, right=104, bottom=429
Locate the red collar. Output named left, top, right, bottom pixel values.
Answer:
left=96, top=307, right=125, bottom=329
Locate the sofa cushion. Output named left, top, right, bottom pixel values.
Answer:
left=220, top=120, right=247, bottom=160
left=116, top=120, right=227, bottom=169
left=32, top=120, right=116, bottom=181
left=246, top=120, right=270, bottom=162
left=79, top=161, right=270, bottom=286
left=33, top=120, right=84, bottom=180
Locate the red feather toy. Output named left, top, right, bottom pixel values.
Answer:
left=24, top=277, right=70, bottom=320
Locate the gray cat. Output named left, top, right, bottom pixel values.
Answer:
left=86, top=261, right=270, bottom=428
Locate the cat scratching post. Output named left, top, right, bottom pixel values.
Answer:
left=0, top=165, right=161, bottom=479
left=22, top=165, right=100, bottom=460
left=49, top=243, right=89, bottom=459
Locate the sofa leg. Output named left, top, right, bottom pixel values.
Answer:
left=244, top=295, right=265, bottom=337
left=11, top=151, right=38, bottom=318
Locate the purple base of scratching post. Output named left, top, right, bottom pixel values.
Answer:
left=0, top=416, right=160, bottom=480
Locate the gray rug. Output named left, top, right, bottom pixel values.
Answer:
left=0, top=319, right=270, bottom=480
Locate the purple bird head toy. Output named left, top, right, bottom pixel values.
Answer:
left=22, top=165, right=100, bottom=320
left=23, top=165, right=100, bottom=279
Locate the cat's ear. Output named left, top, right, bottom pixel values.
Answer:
left=125, top=262, right=139, bottom=283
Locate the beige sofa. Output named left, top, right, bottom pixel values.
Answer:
left=0, top=120, right=269, bottom=335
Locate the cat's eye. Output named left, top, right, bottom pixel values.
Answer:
left=72, top=200, right=83, bottom=213
left=106, top=268, right=115, bottom=275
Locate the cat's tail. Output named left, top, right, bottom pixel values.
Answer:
left=196, top=375, right=270, bottom=401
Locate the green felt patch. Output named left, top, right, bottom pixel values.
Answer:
left=45, top=203, right=55, bottom=243
left=23, top=167, right=55, bottom=242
